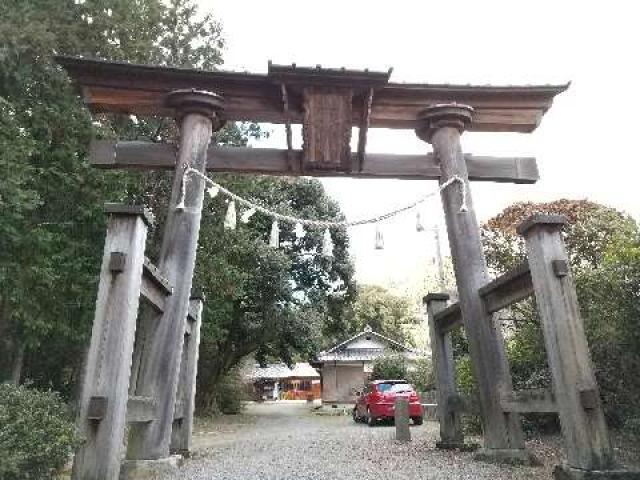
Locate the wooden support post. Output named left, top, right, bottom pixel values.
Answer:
left=127, top=90, right=224, bottom=461
left=517, top=215, right=617, bottom=475
left=394, top=397, right=411, bottom=442
left=170, top=291, right=205, bottom=456
left=416, top=104, right=528, bottom=462
left=72, top=205, right=152, bottom=480
left=424, top=293, right=465, bottom=449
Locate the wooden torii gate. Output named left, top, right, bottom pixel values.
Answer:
left=58, top=57, right=635, bottom=480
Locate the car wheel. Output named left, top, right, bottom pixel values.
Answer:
left=367, top=408, right=377, bottom=427
left=412, top=416, right=423, bottom=426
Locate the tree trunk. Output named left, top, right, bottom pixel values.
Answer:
left=10, top=342, right=25, bottom=384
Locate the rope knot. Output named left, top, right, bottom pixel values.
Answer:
left=439, top=175, right=468, bottom=214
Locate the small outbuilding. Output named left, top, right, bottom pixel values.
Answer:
left=312, top=326, right=422, bottom=404
left=246, top=362, right=321, bottom=401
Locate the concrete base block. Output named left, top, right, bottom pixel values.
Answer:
left=553, top=464, right=640, bottom=480
left=474, top=448, right=540, bottom=466
left=120, top=455, right=183, bottom=480
left=436, top=441, right=479, bottom=452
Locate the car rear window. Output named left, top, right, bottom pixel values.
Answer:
left=377, top=383, right=413, bottom=393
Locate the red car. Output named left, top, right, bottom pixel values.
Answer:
left=353, top=379, right=424, bottom=426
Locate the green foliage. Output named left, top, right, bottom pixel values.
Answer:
left=454, top=356, right=483, bottom=434
left=0, top=383, right=78, bottom=479
left=206, top=368, right=247, bottom=415
left=345, top=285, right=414, bottom=345
left=482, top=199, right=640, bottom=430
left=406, top=357, right=434, bottom=392
left=194, top=176, right=354, bottom=413
left=0, top=0, right=355, bottom=413
left=371, top=354, right=408, bottom=381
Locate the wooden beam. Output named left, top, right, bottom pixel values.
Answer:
left=57, top=56, right=568, bottom=133
left=500, top=388, right=557, bottom=413
left=171, top=295, right=204, bottom=455
left=479, top=262, right=533, bottom=314
left=140, top=257, right=173, bottom=312
left=90, top=141, right=539, bottom=184
left=72, top=205, right=149, bottom=479
left=355, top=88, right=374, bottom=173
left=279, top=83, right=296, bottom=172
left=433, top=302, right=463, bottom=333
left=519, top=214, right=614, bottom=469
left=126, top=396, right=156, bottom=423
left=424, top=294, right=465, bottom=448
left=424, top=104, right=525, bottom=453
left=127, top=91, right=221, bottom=461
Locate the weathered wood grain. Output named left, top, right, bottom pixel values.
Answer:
left=56, top=56, right=567, bottom=133
left=432, top=301, right=463, bottom=333
left=140, top=257, right=173, bottom=313
left=127, top=396, right=157, bottom=423
left=170, top=295, right=204, bottom=455
left=499, top=388, right=557, bottom=413
left=355, top=88, right=374, bottom=172
left=90, top=140, right=539, bottom=184
left=424, top=294, right=464, bottom=448
left=518, top=215, right=614, bottom=470
left=423, top=106, right=525, bottom=453
left=479, top=262, right=533, bottom=314
left=302, top=86, right=353, bottom=171
left=127, top=91, right=221, bottom=461
left=72, top=207, right=148, bottom=480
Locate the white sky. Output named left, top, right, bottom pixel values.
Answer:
left=203, top=0, right=640, bottom=288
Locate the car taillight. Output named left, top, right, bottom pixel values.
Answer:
left=410, top=392, right=419, bottom=401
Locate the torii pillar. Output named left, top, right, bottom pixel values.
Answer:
left=416, top=104, right=530, bottom=462
left=126, top=90, right=224, bottom=463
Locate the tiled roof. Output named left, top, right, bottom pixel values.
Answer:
left=316, top=328, right=425, bottom=363
left=317, top=348, right=422, bottom=362
left=247, top=362, right=320, bottom=380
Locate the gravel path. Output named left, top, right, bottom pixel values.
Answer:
left=168, top=402, right=574, bottom=480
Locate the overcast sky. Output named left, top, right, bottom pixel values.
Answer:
left=203, top=0, right=639, bottom=287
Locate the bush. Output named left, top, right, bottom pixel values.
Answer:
left=371, top=354, right=407, bottom=381
left=455, top=356, right=483, bottom=434
left=406, top=357, right=434, bottom=392
left=0, top=383, right=78, bottom=479
left=211, top=369, right=247, bottom=415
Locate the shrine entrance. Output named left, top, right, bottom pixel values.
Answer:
left=58, top=57, right=635, bottom=480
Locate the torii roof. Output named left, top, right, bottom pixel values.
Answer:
left=56, top=56, right=568, bottom=133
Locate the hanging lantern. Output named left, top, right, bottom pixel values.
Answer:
left=375, top=224, right=384, bottom=250
left=416, top=210, right=425, bottom=232
left=207, top=185, right=220, bottom=198
left=224, top=200, right=237, bottom=230
left=269, top=220, right=280, bottom=248
left=240, top=207, right=256, bottom=224
left=322, top=228, right=334, bottom=258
